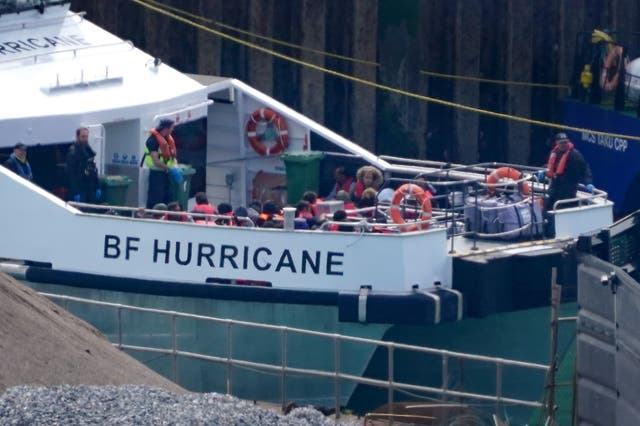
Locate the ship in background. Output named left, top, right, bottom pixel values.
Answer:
left=563, top=29, right=640, bottom=217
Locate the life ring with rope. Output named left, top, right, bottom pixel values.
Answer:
left=246, top=108, right=289, bottom=156
left=600, top=45, right=624, bottom=93
left=486, top=167, right=531, bottom=196
left=389, top=184, right=432, bottom=232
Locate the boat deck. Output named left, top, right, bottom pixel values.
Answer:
left=449, top=234, right=569, bottom=257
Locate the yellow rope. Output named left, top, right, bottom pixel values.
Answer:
left=142, top=0, right=379, bottom=67
left=420, top=70, right=571, bottom=89
left=142, top=0, right=213, bottom=22
left=129, top=0, right=640, bottom=142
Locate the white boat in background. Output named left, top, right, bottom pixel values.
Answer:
left=0, top=1, right=614, bottom=422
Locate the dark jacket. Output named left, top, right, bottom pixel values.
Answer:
left=3, top=154, right=33, bottom=181
left=66, top=142, right=99, bottom=200
left=548, top=148, right=592, bottom=206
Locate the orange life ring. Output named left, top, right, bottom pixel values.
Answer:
left=600, top=46, right=623, bottom=93
left=389, top=184, right=432, bottom=232
left=246, top=108, right=289, bottom=156
left=486, top=167, right=531, bottom=196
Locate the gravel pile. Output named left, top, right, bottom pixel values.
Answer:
left=0, top=385, right=362, bottom=425
left=0, top=273, right=182, bottom=395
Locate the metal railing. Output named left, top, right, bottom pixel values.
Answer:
left=551, top=184, right=609, bottom=210
left=65, top=159, right=610, bottom=256
left=41, top=292, right=550, bottom=419
left=0, top=39, right=135, bottom=67
left=67, top=202, right=255, bottom=227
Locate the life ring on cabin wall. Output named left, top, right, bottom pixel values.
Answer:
left=390, top=184, right=432, bottom=232
left=600, top=46, right=623, bottom=93
left=486, top=167, right=531, bottom=196
left=246, top=108, right=289, bottom=156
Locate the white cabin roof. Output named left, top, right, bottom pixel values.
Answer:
left=0, top=4, right=207, bottom=144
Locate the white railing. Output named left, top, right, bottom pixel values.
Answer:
left=41, top=292, right=550, bottom=419
left=67, top=202, right=255, bottom=227
left=0, top=40, right=134, bottom=65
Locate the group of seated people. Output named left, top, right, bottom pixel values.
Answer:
left=137, top=192, right=252, bottom=226
left=137, top=165, right=427, bottom=232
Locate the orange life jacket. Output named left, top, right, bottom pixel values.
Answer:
left=192, top=204, right=216, bottom=224
left=192, top=204, right=216, bottom=215
left=259, top=213, right=283, bottom=221
left=546, top=142, right=574, bottom=178
left=150, top=128, right=177, bottom=164
left=336, top=177, right=354, bottom=193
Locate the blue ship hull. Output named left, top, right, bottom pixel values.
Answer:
left=562, top=99, right=640, bottom=215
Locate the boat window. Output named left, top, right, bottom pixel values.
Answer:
left=0, top=142, right=72, bottom=198
left=312, top=133, right=368, bottom=198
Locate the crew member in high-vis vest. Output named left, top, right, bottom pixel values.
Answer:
left=144, top=119, right=181, bottom=208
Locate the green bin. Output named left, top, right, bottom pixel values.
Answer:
left=282, top=151, right=324, bottom=204
left=100, top=175, right=132, bottom=206
left=171, top=164, right=196, bottom=209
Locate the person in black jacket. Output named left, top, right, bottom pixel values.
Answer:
left=542, top=132, right=593, bottom=211
left=66, top=127, right=101, bottom=203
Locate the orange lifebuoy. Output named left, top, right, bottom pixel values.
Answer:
left=246, top=108, right=289, bottom=156
left=600, top=46, right=623, bottom=93
left=389, top=184, right=432, bottom=232
left=486, top=167, right=531, bottom=196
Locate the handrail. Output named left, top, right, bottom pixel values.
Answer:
left=551, top=185, right=609, bottom=210
left=0, top=40, right=135, bottom=65
left=380, top=156, right=545, bottom=178
left=66, top=201, right=255, bottom=227
left=151, top=99, right=214, bottom=129
left=42, top=292, right=549, bottom=417
left=474, top=222, right=535, bottom=239
left=65, top=174, right=608, bottom=261
left=470, top=196, right=535, bottom=211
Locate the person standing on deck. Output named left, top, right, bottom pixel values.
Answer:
left=3, top=143, right=33, bottom=181
left=66, top=127, right=101, bottom=203
left=539, top=132, right=593, bottom=211
left=144, top=119, right=182, bottom=208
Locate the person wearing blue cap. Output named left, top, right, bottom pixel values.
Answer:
left=539, top=132, right=593, bottom=211
left=143, top=118, right=182, bottom=208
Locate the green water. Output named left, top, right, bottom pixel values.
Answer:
left=24, top=280, right=575, bottom=423
left=349, top=303, right=578, bottom=424
left=25, top=280, right=388, bottom=407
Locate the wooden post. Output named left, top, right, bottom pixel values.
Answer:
left=299, top=0, right=326, bottom=124
left=545, top=267, right=561, bottom=425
